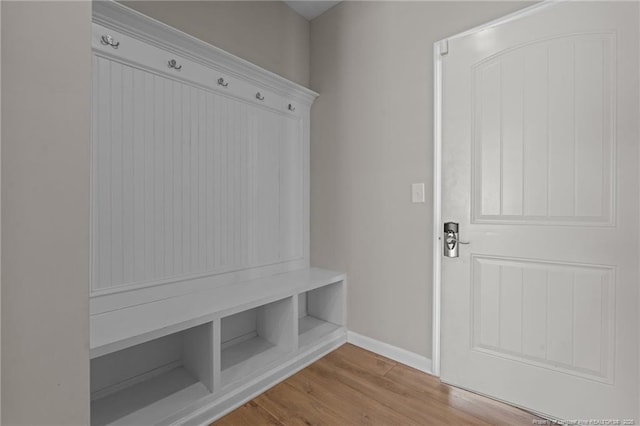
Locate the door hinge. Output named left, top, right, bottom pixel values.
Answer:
left=439, top=40, right=449, bottom=56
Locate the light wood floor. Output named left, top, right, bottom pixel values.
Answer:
left=213, top=343, right=540, bottom=425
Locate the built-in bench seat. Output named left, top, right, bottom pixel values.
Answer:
left=90, top=267, right=347, bottom=426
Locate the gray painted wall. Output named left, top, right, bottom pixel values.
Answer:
left=1, top=1, right=92, bottom=424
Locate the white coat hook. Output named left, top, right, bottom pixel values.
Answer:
left=168, top=59, right=182, bottom=71
left=100, top=35, right=120, bottom=49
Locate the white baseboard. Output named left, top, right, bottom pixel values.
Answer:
left=347, top=330, right=433, bottom=374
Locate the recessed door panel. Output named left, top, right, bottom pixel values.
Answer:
left=472, top=33, right=615, bottom=225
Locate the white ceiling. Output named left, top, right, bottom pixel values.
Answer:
left=284, top=1, right=342, bottom=21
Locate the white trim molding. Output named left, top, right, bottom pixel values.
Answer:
left=347, top=331, right=433, bottom=374
left=431, top=39, right=444, bottom=379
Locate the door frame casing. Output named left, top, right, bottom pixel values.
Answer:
left=431, top=0, right=568, bottom=378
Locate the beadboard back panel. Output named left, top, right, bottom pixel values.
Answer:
left=91, top=22, right=311, bottom=296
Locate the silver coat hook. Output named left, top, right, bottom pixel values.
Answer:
left=256, top=92, right=265, bottom=101
left=168, top=59, right=182, bottom=71
left=100, top=35, right=120, bottom=49
left=288, top=104, right=295, bottom=112
left=217, top=78, right=229, bottom=87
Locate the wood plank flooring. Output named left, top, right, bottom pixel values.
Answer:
left=213, top=343, right=540, bottom=425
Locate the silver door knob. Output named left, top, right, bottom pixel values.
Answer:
left=444, top=222, right=470, bottom=258
left=445, top=233, right=470, bottom=245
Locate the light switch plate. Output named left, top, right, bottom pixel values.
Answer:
left=412, top=183, right=425, bottom=203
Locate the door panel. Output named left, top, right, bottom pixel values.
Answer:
left=472, top=33, right=615, bottom=225
left=440, top=2, right=639, bottom=420
left=471, top=256, right=614, bottom=383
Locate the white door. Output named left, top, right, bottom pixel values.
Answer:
left=440, top=1, right=639, bottom=421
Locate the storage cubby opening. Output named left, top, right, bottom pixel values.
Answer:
left=90, top=322, right=213, bottom=426
left=220, top=297, right=294, bottom=387
left=298, top=281, right=345, bottom=349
